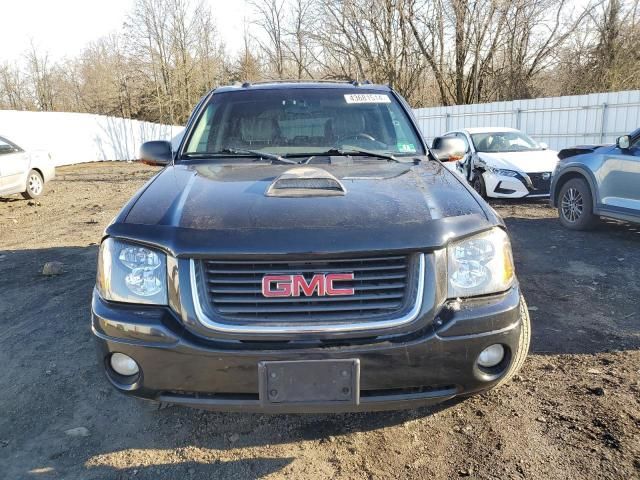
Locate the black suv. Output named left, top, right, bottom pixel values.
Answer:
left=92, top=82, right=530, bottom=413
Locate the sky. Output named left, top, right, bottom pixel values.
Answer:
left=0, top=0, right=251, bottom=64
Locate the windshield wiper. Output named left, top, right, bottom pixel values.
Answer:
left=182, top=148, right=297, bottom=164
left=218, top=147, right=298, bottom=164
left=303, top=148, right=400, bottom=164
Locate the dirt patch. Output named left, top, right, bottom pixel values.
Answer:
left=1, top=163, right=638, bottom=479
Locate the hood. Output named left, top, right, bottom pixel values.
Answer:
left=558, top=144, right=614, bottom=160
left=478, top=149, right=559, bottom=173
left=111, top=160, right=496, bottom=256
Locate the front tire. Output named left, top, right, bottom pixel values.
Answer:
left=494, top=295, right=531, bottom=388
left=557, top=178, right=598, bottom=230
left=21, top=170, right=44, bottom=199
left=472, top=172, right=487, bottom=198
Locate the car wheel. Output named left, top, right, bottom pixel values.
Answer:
left=494, top=295, right=531, bottom=388
left=557, top=178, right=598, bottom=230
left=21, top=170, right=45, bottom=199
left=472, top=172, right=486, bottom=198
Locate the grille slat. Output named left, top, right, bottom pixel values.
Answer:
left=206, top=264, right=406, bottom=274
left=204, top=256, right=406, bottom=265
left=199, top=254, right=416, bottom=323
left=213, top=292, right=405, bottom=304
left=217, top=301, right=404, bottom=314
left=209, top=282, right=407, bottom=294
left=207, top=271, right=407, bottom=284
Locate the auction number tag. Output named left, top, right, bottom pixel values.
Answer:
left=344, top=94, right=391, bottom=104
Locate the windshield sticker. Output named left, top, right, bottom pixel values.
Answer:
left=344, top=94, right=391, bottom=104
left=397, top=143, right=417, bottom=153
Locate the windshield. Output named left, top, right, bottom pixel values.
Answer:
left=471, top=131, right=540, bottom=153
left=183, top=88, right=424, bottom=158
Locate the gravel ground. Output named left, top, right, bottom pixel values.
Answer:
left=0, top=162, right=638, bottom=480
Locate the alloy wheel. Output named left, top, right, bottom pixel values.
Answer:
left=561, top=187, right=583, bottom=222
left=28, top=174, right=43, bottom=196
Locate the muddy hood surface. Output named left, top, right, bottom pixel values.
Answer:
left=113, top=160, right=495, bottom=256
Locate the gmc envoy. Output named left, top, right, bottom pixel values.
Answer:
left=92, top=81, right=530, bottom=413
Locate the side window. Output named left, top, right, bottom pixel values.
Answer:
left=0, top=138, right=17, bottom=156
left=631, top=136, right=640, bottom=156
left=186, top=103, right=218, bottom=153
left=388, top=104, right=418, bottom=153
left=455, top=133, right=470, bottom=152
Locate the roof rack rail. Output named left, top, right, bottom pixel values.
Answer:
left=241, top=79, right=360, bottom=85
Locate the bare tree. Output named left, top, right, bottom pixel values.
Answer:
left=0, top=62, right=32, bottom=110
left=250, top=0, right=288, bottom=78
left=556, top=0, right=640, bottom=94
left=229, top=20, right=264, bottom=82
left=494, top=0, right=593, bottom=99
left=407, top=0, right=511, bottom=105
left=25, top=42, right=56, bottom=111
left=2, top=0, right=635, bottom=119
left=283, top=0, right=316, bottom=79
left=124, top=0, right=226, bottom=123
left=311, top=0, right=428, bottom=102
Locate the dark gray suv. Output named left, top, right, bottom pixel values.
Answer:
left=551, top=128, right=640, bottom=230
left=92, top=81, right=531, bottom=413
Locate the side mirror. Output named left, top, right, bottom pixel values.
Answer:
left=539, top=142, right=548, bottom=150
left=617, top=135, right=630, bottom=149
left=140, top=140, right=173, bottom=166
left=431, top=137, right=466, bottom=162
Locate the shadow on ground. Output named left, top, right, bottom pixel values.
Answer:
left=496, top=211, right=640, bottom=355
left=1, top=208, right=639, bottom=478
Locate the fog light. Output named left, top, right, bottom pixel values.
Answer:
left=477, top=344, right=505, bottom=368
left=110, top=353, right=140, bottom=376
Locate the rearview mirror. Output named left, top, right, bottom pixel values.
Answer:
left=539, top=142, right=548, bottom=150
left=617, top=135, right=630, bottom=149
left=431, top=137, right=466, bottom=162
left=140, top=140, right=173, bottom=166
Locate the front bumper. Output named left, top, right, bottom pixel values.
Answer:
left=92, top=285, right=524, bottom=413
left=483, top=171, right=550, bottom=199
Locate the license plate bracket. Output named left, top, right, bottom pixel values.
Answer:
left=259, top=359, right=360, bottom=406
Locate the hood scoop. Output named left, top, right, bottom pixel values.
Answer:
left=265, top=166, right=346, bottom=197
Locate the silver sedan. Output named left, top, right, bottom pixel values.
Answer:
left=0, top=135, right=55, bottom=199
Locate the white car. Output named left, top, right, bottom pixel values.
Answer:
left=438, top=127, right=559, bottom=199
left=0, top=135, right=55, bottom=199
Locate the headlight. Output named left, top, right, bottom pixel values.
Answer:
left=96, top=238, right=168, bottom=305
left=447, top=228, right=515, bottom=298
left=487, top=167, right=519, bottom=177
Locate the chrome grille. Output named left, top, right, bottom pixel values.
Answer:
left=198, top=254, right=419, bottom=322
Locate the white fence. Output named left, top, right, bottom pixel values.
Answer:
left=413, top=90, right=640, bottom=151
left=0, top=110, right=183, bottom=166
left=2, top=90, right=639, bottom=166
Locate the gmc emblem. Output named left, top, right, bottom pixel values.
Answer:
left=262, top=273, right=355, bottom=297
